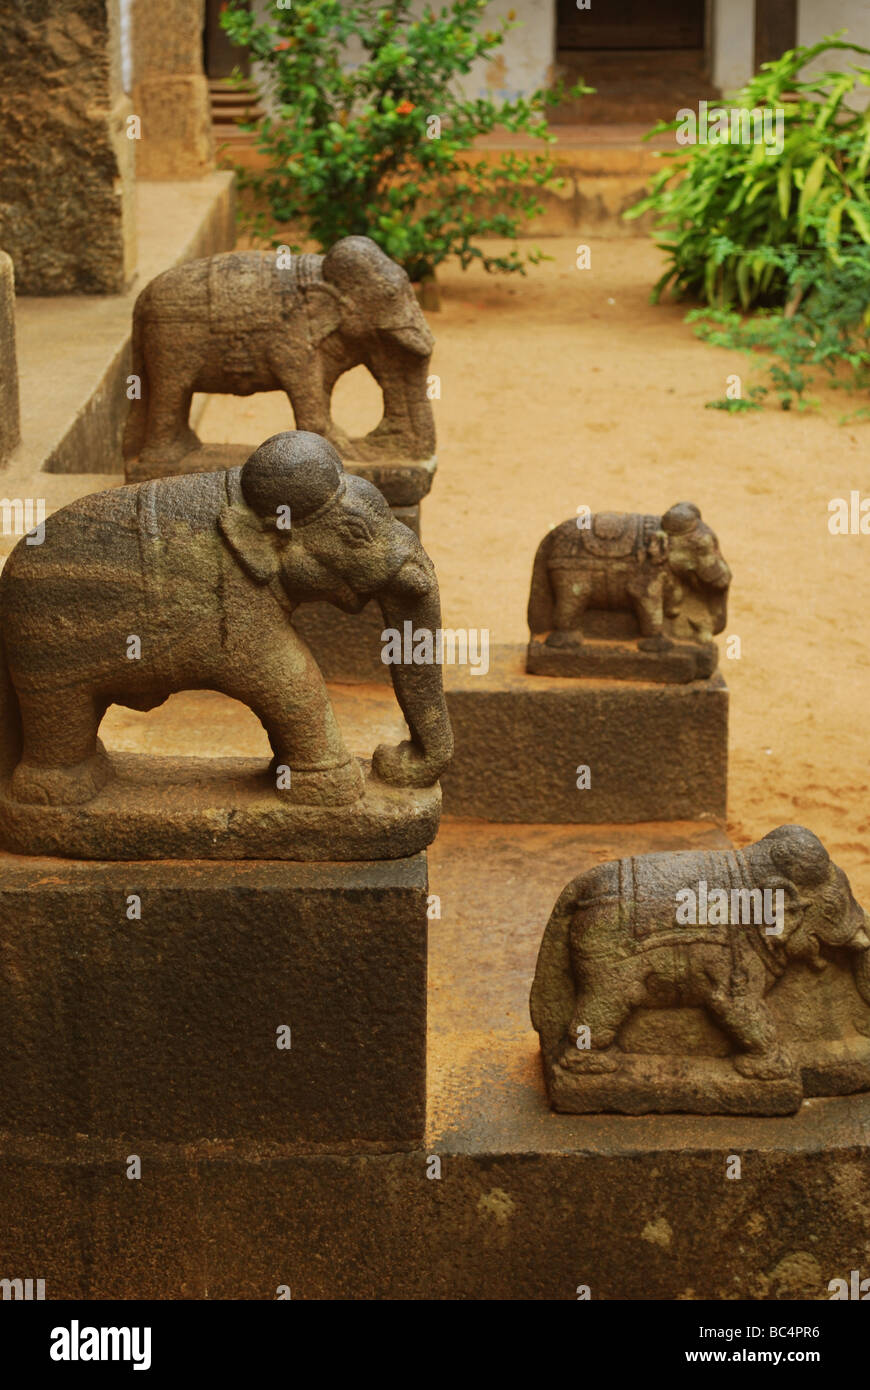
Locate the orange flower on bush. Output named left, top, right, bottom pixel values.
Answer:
left=274, top=39, right=293, bottom=51
left=396, top=100, right=415, bottom=116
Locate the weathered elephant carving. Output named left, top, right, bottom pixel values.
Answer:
left=0, top=432, right=452, bottom=821
left=530, top=826, right=870, bottom=1114
left=123, top=236, right=436, bottom=479
left=527, top=503, right=732, bottom=681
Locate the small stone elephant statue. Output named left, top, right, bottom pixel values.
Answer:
left=530, top=826, right=870, bottom=1114
left=123, top=236, right=435, bottom=478
left=0, top=431, right=453, bottom=810
left=527, top=502, right=731, bottom=680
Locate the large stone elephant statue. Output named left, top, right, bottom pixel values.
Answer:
left=531, top=826, right=870, bottom=1100
left=123, top=237, right=436, bottom=478
left=528, top=502, right=732, bottom=649
left=0, top=431, right=453, bottom=808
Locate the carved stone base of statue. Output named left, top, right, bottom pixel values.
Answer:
left=441, top=644, right=727, bottom=823
left=0, top=849, right=428, bottom=1146
left=0, top=756, right=440, bottom=861
left=124, top=439, right=437, bottom=510
left=527, top=628, right=718, bottom=683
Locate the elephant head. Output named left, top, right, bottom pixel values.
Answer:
left=306, top=236, right=435, bottom=459
left=749, top=825, right=870, bottom=1004
left=218, top=431, right=452, bottom=788
left=660, top=502, right=732, bottom=635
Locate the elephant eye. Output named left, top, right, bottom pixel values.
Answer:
left=342, top=517, right=373, bottom=546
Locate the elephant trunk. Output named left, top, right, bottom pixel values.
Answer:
left=377, top=542, right=453, bottom=782
left=851, top=912, right=870, bottom=1007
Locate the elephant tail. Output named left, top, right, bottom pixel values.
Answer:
left=122, top=294, right=149, bottom=462
left=854, top=932, right=870, bottom=1008
left=527, top=534, right=555, bottom=636
left=0, top=568, right=22, bottom=781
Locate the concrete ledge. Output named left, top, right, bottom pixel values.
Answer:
left=1, top=173, right=235, bottom=516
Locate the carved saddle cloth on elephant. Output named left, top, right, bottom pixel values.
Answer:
left=571, top=848, right=787, bottom=987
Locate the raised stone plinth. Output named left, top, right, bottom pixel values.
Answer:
left=0, top=756, right=440, bottom=861
left=0, top=850, right=428, bottom=1148
left=442, top=643, right=728, bottom=823
left=3, top=822, right=869, bottom=1299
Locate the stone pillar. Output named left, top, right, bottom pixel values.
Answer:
left=132, top=0, right=216, bottom=179
left=0, top=253, right=21, bottom=461
left=0, top=1, right=136, bottom=295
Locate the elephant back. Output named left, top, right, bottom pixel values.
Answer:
left=547, top=513, right=661, bottom=566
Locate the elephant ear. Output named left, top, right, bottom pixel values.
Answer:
left=218, top=505, right=279, bottom=585
left=302, top=282, right=343, bottom=348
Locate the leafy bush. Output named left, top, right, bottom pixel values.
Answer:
left=220, top=0, right=588, bottom=282
left=626, top=36, right=870, bottom=311
left=690, top=251, right=870, bottom=414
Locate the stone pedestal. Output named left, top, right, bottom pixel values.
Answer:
left=0, top=252, right=20, bottom=461
left=2, top=822, right=867, bottom=1300
left=0, top=851, right=428, bottom=1148
left=131, top=0, right=215, bottom=180
left=442, top=644, right=728, bottom=823
left=0, top=0, right=136, bottom=294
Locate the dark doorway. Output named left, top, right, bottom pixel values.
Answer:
left=553, top=0, right=714, bottom=126
left=557, top=0, right=705, bottom=52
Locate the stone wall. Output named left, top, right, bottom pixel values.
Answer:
left=0, top=0, right=136, bottom=295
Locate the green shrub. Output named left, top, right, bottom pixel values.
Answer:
left=627, top=36, right=870, bottom=413
left=626, top=36, right=870, bottom=311
left=220, top=0, right=588, bottom=281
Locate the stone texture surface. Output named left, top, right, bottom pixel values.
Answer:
left=0, top=755, right=441, bottom=860
left=0, top=252, right=20, bottom=461
left=0, top=435, right=453, bottom=849
left=132, top=0, right=214, bottom=180
left=0, top=0, right=136, bottom=295
left=0, top=851, right=428, bottom=1146
left=2, top=820, right=869, bottom=1299
left=123, top=239, right=436, bottom=477
left=531, top=827, right=870, bottom=1115
left=441, top=644, right=727, bottom=822
left=527, top=504, right=731, bottom=683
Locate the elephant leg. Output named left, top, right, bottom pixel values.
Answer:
left=632, top=576, right=674, bottom=650
left=11, top=689, right=112, bottom=806
left=546, top=572, right=593, bottom=648
left=558, top=976, right=633, bottom=1073
left=703, top=986, right=795, bottom=1079
left=221, top=636, right=364, bottom=807
left=140, top=368, right=201, bottom=469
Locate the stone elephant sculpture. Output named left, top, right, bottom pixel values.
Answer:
left=527, top=502, right=731, bottom=649
left=123, top=236, right=435, bottom=478
left=0, top=431, right=453, bottom=807
left=531, top=826, right=870, bottom=1090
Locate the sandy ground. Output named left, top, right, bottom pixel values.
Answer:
left=197, top=235, right=870, bottom=901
